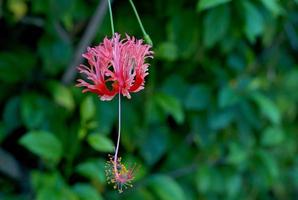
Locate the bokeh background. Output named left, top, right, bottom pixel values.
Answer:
left=1, top=0, right=298, bottom=199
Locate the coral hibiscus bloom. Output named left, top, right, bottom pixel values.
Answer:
left=76, top=33, right=153, bottom=101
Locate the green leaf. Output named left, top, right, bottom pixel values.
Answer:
left=19, top=131, right=62, bottom=163
left=47, top=81, right=75, bottom=111
left=218, top=86, right=240, bottom=108
left=78, top=127, right=87, bottom=140
left=147, top=175, right=186, bottom=200
left=75, top=159, right=105, bottom=183
left=203, top=5, right=230, bottom=47
left=209, top=108, right=235, bottom=130
left=259, top=0, right=282, bottom=16
left=196, top=165, right=224, bottom=193
left=0, top=51, right=35, bottom=83
left=3, top=96, right=21, bottom=133
left=242, top=1, right=264, bottom=42
left=95, top=100, right=117, bottom=135
left=32, top=171, right=78, bottom=200
left=161, top=75, right=188, bottom=103
left=21, top=94, right=48, bottom=129
left=80, top=95, right=96, bottom=123
left=257, top=150, right=279, bottom=183
left=185, top=85, right=210, bottom=111
left=227, top=142, right=248, bottom=165
left=250, top=93, right=281, bottom=124
left=72, top=183, right=103, bottom=200
left=87, top=133, right=114, bottom=152
left=140, top=126, right=168, bottom=165
left=196, top=164, right=211, bottom=193
left=197, top=0, right=231, bottom=11
left=120, top=102, right=140, bottom=152
left=122, top=188, right=155, bottom=200
left=31, top=0, right=50, bottom=14
left=154, top=93, right=184, bottom=124
left=156, top=42, right=178, bottom=61
left=261, top=126, right=284, bottom=146
left=227, top=53, right=246, bottom=72
left=36, top=187, right=77, bottom=200
left=283, top=69, right=298, bottom=100
left=238, top=100, right=260, bottom=129
left=166, top=12, right=199, bottom=59
left=38, top=36, right=72, bottom=75
left=225, top=174, right=242, bottom=198
left=7, top=0, right=28, bottom=20
left=0, top=122, right=7, bottom=143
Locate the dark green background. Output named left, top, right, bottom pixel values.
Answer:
left=1, top=0, right=298, bottom=199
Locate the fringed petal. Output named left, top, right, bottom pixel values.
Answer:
left=76, top=33, right=153, bottom=101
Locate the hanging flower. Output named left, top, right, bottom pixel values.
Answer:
left=76, top=33, right=153, bottom=101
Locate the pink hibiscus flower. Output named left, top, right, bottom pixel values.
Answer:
left=76, top=33, right=153, bottom=101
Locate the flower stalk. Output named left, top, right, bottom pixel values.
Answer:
left=129, top=0, right=153, bottom=46
left=107, top=0, right=115, bottom=35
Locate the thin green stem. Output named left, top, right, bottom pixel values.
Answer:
left=129, top=0, right=146, bottom=35
left=107, top=0, right=115, bottom=35
left=129, top=0, right=153, bottom=45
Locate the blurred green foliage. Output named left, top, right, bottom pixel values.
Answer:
left=1, top=0, right=298, bottom=199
